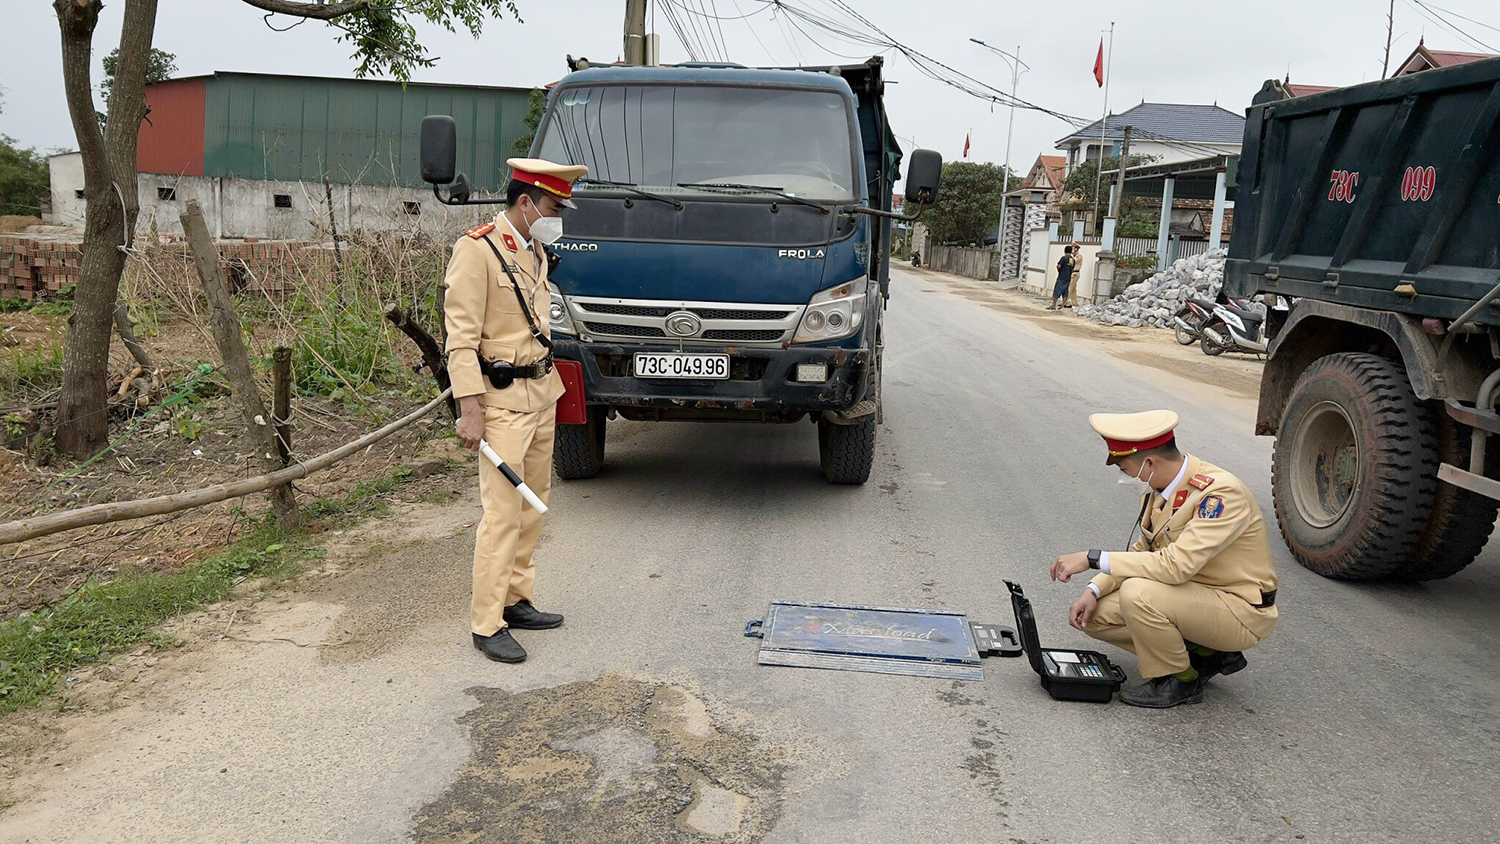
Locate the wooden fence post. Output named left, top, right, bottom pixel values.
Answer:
left=181, top=200, right=299, bottom=528
left=271, top=347, right=293, bottom=467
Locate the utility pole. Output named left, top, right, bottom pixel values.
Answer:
left=1382, top=0, right=1395, bottom=79
left=971, top=38, right=1029, bottom=275
left=624, top=0, right=648, bottom=66
left=1110, top=125, right=1132, bottom=218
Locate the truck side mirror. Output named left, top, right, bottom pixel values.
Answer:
left=420, top=115, right=458, bottom=185
left=905, top=149, right=942, bottom=205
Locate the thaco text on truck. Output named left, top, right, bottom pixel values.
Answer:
left=1226, top=58, right=1500, bottom=580
left=421, top=57, right=941, bottom=484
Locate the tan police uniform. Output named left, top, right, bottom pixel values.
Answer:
left=1083, top=412, right=1279, bottom=678
left=443, top=158, right=585, bottom=637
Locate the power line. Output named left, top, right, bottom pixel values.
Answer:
left=1405, top=0, right=1496, bottom=52
left=729, top=0, right=779, bottom=63
left=707, top=0, right=733, bottom=60
left=1426, top=2, right=1500, bottom=36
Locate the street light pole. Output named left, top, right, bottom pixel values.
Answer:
left=971, top=38, right=1029, bottom=278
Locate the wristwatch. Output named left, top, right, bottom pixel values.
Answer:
left=1087, top=549, right=1102, bottom=570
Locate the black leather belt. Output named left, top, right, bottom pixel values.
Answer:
left=1253, top=589, right=1276, bottom=609
left=479, top=355, right=553, bottom=390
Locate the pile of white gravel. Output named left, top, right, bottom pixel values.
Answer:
left=1074, top=249, right=1234, bottom=328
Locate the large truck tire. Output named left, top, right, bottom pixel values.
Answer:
left=1271, top=353, right=1440, bottom=580
left=819, top=416, right=875, bottom=484
left=554, top=406, right=606, bottom=480
left=1397, top=409, right=1499, bottom=580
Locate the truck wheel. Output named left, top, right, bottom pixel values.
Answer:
left=819, top=416, right=876, bottom=484
left=1398, top=408, right=1498, bottom=580
left=554, top=406, right=606, bottom=480
left=1272, top=353, right=1439, bottom=579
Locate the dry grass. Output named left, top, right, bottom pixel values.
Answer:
left=0, top=216, right=43, bottom=233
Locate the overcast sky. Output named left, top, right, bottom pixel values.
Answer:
left=4, top=0, right=1499, bottom=175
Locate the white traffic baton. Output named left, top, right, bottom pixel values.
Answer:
left=478, top=440, right=549, bottom=514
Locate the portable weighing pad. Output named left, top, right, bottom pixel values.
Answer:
left=745, top=601, right=985, bottom=681
left=1006, top=580, right=1126, bottom=702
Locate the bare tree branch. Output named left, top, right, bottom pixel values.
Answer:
left=239, top=0, right=371, bottom=20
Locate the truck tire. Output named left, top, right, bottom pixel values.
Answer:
left=819, top=417, right=875, bottom=484
left=554, top=406, right=606, bottom=480
left=1397, top=408, right=1499, bottom=580
left=1271, top=353, right=1439, bottom=580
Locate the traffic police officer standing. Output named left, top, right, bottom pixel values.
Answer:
left=444, top=157, right=587, bottom=663
left=1050, top=410, right=1279, bottom=707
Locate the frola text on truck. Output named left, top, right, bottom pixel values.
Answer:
left=421, top=57, right=941, bottom=484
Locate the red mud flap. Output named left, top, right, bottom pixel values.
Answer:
left=555, top=359, right=587, bottom=425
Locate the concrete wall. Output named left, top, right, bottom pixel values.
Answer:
left=1021, top=230, right=1110, bottom=304
left=50, top=152, right=492, bottom=240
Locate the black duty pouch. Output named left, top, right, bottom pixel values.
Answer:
left=1006, top=580, right=1126, bottom=703
left=480, top=358, right=516, bottom=390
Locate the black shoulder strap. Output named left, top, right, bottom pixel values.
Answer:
left=478, top=233, right=552, bottom=352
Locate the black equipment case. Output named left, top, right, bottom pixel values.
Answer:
left=1006, top=580, right=1126, bottom=703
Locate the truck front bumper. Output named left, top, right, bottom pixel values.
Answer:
left=553, top=337, right=871, bottom=418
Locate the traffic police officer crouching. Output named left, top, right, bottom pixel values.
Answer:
left=444, top=157, right=587, bottom=664
left=1050, top=410, right=1279, bottom=708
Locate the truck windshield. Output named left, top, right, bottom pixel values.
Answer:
left=536, top=85, right=857, bottom=202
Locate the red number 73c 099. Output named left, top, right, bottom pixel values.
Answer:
left=1328, top=169, right=1359, bottom=203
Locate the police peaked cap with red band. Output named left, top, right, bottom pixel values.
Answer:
left=506, top=157, right=588, bottom=208
left=1088, top=409, right=1180, bottom=465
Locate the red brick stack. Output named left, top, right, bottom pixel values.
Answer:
left=0, top=234, right=83, bottom=300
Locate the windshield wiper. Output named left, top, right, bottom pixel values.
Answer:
left=675, top=182, right=830, bottom=214
left=577, top=178, right=683, bottom=210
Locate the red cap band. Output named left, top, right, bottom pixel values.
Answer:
left=511, top=168, right=573, bottom=198
left=1103, top=431, right=1176, bottom=457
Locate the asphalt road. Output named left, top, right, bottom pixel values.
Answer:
left=6, top=266, right=1499, bottom=843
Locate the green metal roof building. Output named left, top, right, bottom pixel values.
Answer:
left=139, top=72, right=534, bottom=191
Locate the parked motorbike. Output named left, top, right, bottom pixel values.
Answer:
left=1172, top=297, right=1217, bottom=345
left=910, top=250, right=922, bottom=268
left=1200, top=296, right=1290, bottom=356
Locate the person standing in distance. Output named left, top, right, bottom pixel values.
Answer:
left=1050, top=244, right=1077, bottom=310
left=1049, top=410, right=1279, bottom=707
left=444, top=158, right=587, bottom=663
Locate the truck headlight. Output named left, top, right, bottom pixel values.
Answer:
left=548, top=282, right=576, bottom=335
left=793, top=278, right=866, bottom=343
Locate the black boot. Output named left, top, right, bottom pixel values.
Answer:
left=503, top=600, right=564, bottom=630
left=1190, top=649, right=1247, bottom=681
left=472, top=629, right=527, bottom=663
left=1120, top=674, right=1203, bottom=708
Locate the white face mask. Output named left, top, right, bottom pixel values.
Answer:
left=525, top=200, right=564, bottom=245
left=1118, top=460, right=1153, bottom=488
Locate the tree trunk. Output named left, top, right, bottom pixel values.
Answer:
left=182, top=200, right=299, bottom=528
left=52, top=0, right=160, bottom=458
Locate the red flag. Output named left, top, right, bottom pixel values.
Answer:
left=1093, top=39, right=1105, bottom=87
left=963, top=131, right=970, bottom=158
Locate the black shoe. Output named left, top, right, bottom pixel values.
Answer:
left=502, top=600, right=564, bottom=630
left=472, top=629, right=527, bottom=663
left=1120, top=675, right=1203, bottom=708
left=1190, top=649, right=1247, bottom=681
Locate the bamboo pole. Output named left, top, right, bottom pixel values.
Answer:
left=0, top=389, right=452, bottom=546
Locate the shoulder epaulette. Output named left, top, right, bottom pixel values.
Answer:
left=465, top=223, right=495, bottom=239
left=1188, top=474, right=1214, bottom=490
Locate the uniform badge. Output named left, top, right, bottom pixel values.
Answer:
left=1198, top=495, right=1226, bottom=519
left=502, top=233, right=518, bottom=251
left=464, top=222, right=495, bottom=239
left=1188, top=474, right=1214, bottom=490
left=1172, top=489, right=1190, bottom=510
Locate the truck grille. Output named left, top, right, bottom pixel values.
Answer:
left=568, top=295, right=804, bottom=346
left=581, top=322, right=666, bottom=337
left=703, top=328, right=784, bottom=342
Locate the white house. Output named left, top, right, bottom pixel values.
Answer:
left=1055, top=102, right=1245, bottom=173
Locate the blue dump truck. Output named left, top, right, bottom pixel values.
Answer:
left=1226, top=58, right=1500, bottom=581
left=421, top=57, right=940, bottom=484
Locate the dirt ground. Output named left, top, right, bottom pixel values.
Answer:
left=0, top=306, right=454, bottom=619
